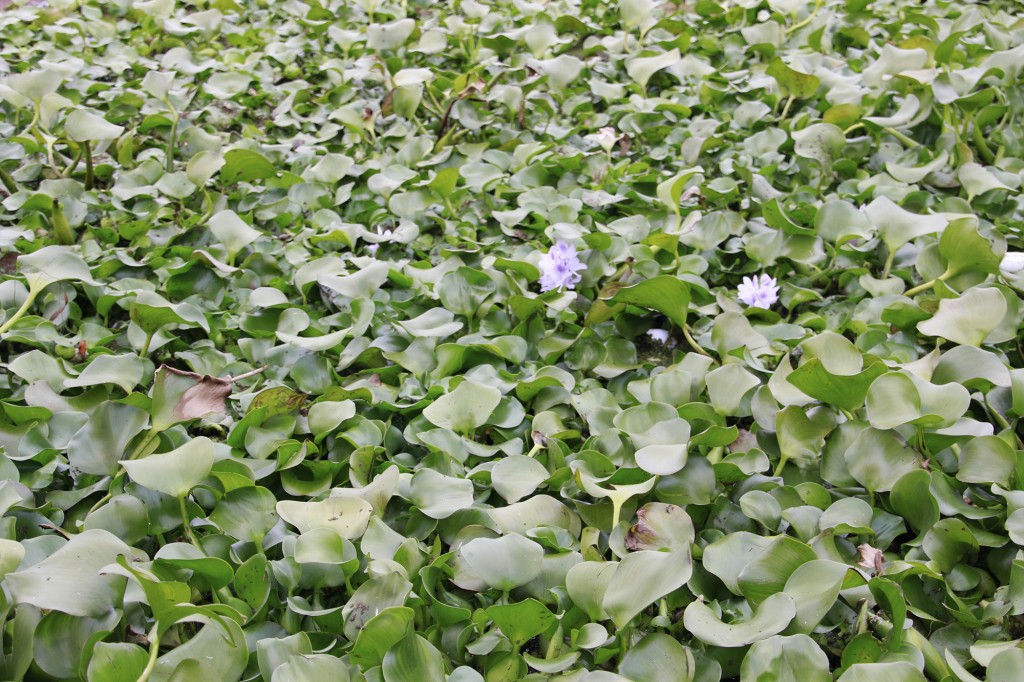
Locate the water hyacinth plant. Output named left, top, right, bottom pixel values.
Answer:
left=0, top=0, right=1022, bottom=680
left=737, top=273, right=780, bottom=309
left=538, top=240, right=587, bottom=292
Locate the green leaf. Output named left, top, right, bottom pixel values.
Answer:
left=866, top=197, right=947, bottom=255
left=351, top=607, right=415, bottom=670
left=603, top=547, right=692, bottom=628
left=890, top=469, right=939, bottom=534
left=208, top=210, right=262, bottom=259
left=436, top=267, right=497, bottom=319
left=491, top=455, right=550, bottom=503
left=865, top=372, right=970, bottom=430
left=487, top=599, right=556, bottom=649
left=65, top=354, right=145, bottom=393
left=410, top=468, right=475, bottom=519
left=0, top=538, right=26, bottom=579
left=844, top=427, right=922, bottom=493
left=120, top=436, right=216, bottom=498
left=767, top=58, right=820, bottom=98
left=67, top=401, right=148, bottom=476
left=129, top=291, right=209, bottom=336
left=922, top=518, right=979, bottom=573
left=7, top=530, right=130, bottom=618
left=209, top=486, right=279, bottom=543
left=792, top=123, right=844, bottom=173
left=152, top=617, right=247, bottom=682
left=382, top=633, right=445, bottom=682
left=788, top=360, right=886, bottom=412
left=836, top=662, right=926, bottom=681
left=66, top=109, right=124, bottom=141
left=762, top=199, right=815, bottom=236
left=461, top=534, right=544, bottom=591
left=602, top=276, right=691, bottom=330
left=917, top=287, right=1008, bottom=347
left=737, top=535, right=818, bottom=604
left=740, top=635, right=831, bottom=682
left=619, top=633, right=695, bottom=682
left=938, top=218, right=1001, bottom=278
left=273, top=654, right=350, bottom=682
left=625, top=49, right=681, bottom=91
left=614, top=402, right=691, bottom=475
left=683, top=592, right=797, bottom=647
left=988, top=648, right=1024, bottom=682
left=276, top=496, right=373, bottom=540
left=87, top=642, right=150, bottom=682
left=422, top=380, right=501, bottom=433
left=956, top=435, right=1016, bottom=486
left=17, top=245, right=96, bottom=293
left=776, top=405, right=835, bottom=470
left=783, top=560, right=857, bottom=634
left=220, top=148, right=277, bottom=184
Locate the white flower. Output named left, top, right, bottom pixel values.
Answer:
left=1001, top=251, right=1024, bottom=274
left=587, top=126, right=619, bottom=153
left=366, top=225, right=394, bottom=257
left=538, top=241, right=586, bottom=292
left=856, top=544, right=884, bottom=574
left=646, top=328, right=670, bottom=344
left=737, top=273, right=780, bottom=309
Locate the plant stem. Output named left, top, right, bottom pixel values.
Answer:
left=971, top=114, right=995, bottom=164
left=62, top=145, right=82, bottom=178
left=904, top=279, right=937, bottom=297
left=854, top=598, right=869, bottom=635
left=885, top=127, right=919, bottom=148
left=611, top=499, right=624, bottom=529
left=83, top=140, right=94, bottom=190
left=140, top=330, right=155, bottom=357
left=544, top=624, right=563, bottom=659
left=165, top=113, right=179, bottom=173
left=52, top=200, right=75, bottom=245
left=0, top=166, right=17, bottom=194
left=0, top=289, right=39, bottom=335
left=881, top=249, right=896, bottom=278
left=126, top=430, right=161, bottom=461
left=779, top=95, right=795, bottom=121
left=682, top=324, right=711, bottom=358
left=135, top=622, right=161, bottom=682
left=786, top=0, right=823, bottom=34
left=179, top=495, right=197, bottom=544
left=229, top=365, right=269, bottom=383
left=905, top=271, right=950, bottom=297
left=86, top=491, right=112, bottom=516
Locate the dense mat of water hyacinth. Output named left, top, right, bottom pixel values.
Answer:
left=1, top=0, right=1024, bottom=680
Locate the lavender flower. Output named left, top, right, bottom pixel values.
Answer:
left=646, top=328, right=670, bottom=344
left=538, top=241, right=586, bottom=292
left=588, top=126, right=619, bottom=153
left=737, top=273, right=779, bottom=309
left=366, top=225, right=394, bottom=257
left=1001, top=251, right=1024, bottom=274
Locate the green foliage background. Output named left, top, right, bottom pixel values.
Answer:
left=0, top=0, right=1023, bottom=679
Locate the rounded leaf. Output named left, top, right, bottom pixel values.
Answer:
left=461, top=534, right=544, bottom=591
left=683, top=592, right=796, bottom=647
left=276, top=497, right=373, bottom=540
left=120, top=437, right=216, bottom=498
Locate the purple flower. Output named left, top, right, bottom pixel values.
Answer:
left=366, top=225, right=394, bottom=257
left=646, top=328, right=670, bottom=343
left=1001, top=252, right=1024, bottom=274
left=737, top=273, right=779, bottom=309
left=538, top=241, right=587, bottom=292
